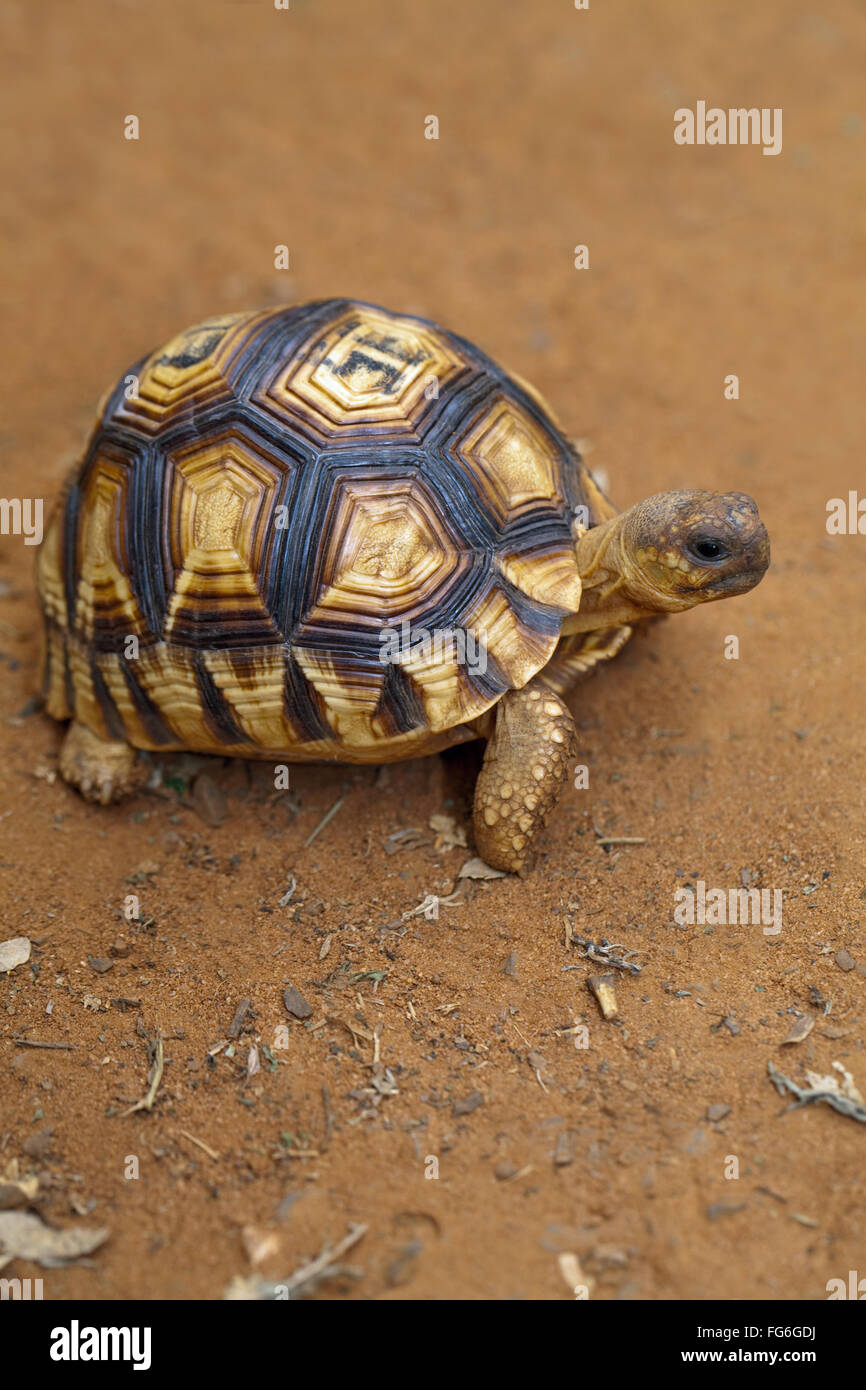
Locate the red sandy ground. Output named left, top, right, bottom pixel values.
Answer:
left=0, top=0, right=864, bottom=1299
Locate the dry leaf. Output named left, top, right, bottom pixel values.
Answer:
left=808, top=1062, right=865, bottom=1105
left=0, top=1210, right=109, bottom=1269
left=429, top=813, right=467, bottom=850
left=241, top=1224, right=282, bottom=1269
left=0, top=1175, right=39, bottom=1210
left=768, top=1060, right=866, bottom=1123
left=0, top=938, right=31, bottom=974
left=781, top=1014, right=814, bottom=1045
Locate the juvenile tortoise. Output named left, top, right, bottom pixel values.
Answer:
left=36, top=299, right=770, bottom=872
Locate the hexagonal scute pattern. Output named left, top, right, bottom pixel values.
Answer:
left=253, top=303, right=469, bottom=446
left=38, top=299, right=595, bottom=759
left=106, top=311, right=265, bottom=435
left=306, top=473, right=462, bottom=622
left=448, top=392, right=564, bottom=520
left=163, top=428, right=291, bottom=647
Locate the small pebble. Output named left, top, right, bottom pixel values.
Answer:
left=706, top=1103, right=731, bottom=1122
left=553, top=1130, right=578, bottom=1167
left=283, top=986, right=312, bottom=1020
left=191, top=773, right=228, bottom=826
left=707, top=1202, right=747, bottom=1221
left=22, top=1126, right=54, bottom=1159
left=452, top=1089, right=483, bottom=1117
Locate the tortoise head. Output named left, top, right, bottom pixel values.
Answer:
left=617, top=490, right=770, bottom=611
left=570, top=489, right=769, bottom=630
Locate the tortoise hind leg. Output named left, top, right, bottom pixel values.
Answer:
left=58, top=720, right=146, bottom=805
left=473, top=682, right=576, bottom=875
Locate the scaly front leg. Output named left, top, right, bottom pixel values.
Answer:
left=473, top=682, right=576, bottom=874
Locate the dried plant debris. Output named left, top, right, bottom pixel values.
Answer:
left=781, top=1014, right=815, bottom=1045
left=0, top=937, right=31, bottom=973
left=223, top=1222, right=367, bottom=1300
left=558, top=1251, right=595, bottom=1297
left=0, top=1162, right=39, bottom=1210
left=241, top=1224, right=282, bottom=1269
left=587, top=972, right=619, bottom=1020
left=402, top=891, right=462, bottom=920
left=768, top=1061, right=866, bottom=1123
left=383, top=827, right=429, bottom=855
left=0, top=1211, right=109, bottom=1270
left=121, top=1030, right=165, bottom=1116
left=364, top=1061, right=399, bottom=1101
left=278, top=875, right=297, bottom=907
left=429, top=813, right=467, bottom=850
left=303, top=795, right=344, bottom=848
left=226, top=998, right=254, bottom=1038
left=568, top=934, right=643, bottom=976
left=385, top=1238, right=423, bottom=1288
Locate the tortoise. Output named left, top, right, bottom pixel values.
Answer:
left=36, top=299, right=770, bottom=872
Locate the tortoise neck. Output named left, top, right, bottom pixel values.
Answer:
left=562, top=513, right=653, bottom=635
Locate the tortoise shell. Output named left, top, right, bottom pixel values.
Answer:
left=37, top=300, right=614, bottom=763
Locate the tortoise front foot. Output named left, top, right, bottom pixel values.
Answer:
left=472, top=682, right=576, bottom=874
left=58, top=720, right=145, bottom=804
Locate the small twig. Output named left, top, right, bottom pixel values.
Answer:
left=304, top=796, right=345, bottom=848
left=326, top=1014, right=374, bottom=1046
left=227, top=998, right=252, bottom=1039
left=567, top=934, right=644, bottom=976
left=595, top=836, right=646, bottom=846
left=321, top=1084, right=334, bottom=1152
left=13, top=1039, right=76, bottom=1050
left=122, top=1032, right=164, bottom=1116
left=499, top=1164, right=533, bottom=1184
left=178, top=1128, right=220, bottom=1160
left=282, top=1223, right=367, bottom=1296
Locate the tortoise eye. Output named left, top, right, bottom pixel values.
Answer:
left=689, top=536, right=729, bottom=563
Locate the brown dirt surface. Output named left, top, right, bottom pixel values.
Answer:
left=1, top=0, right=864, bottom=1302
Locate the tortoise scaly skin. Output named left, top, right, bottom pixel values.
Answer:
left=37, top=300, right=770, bottom=872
